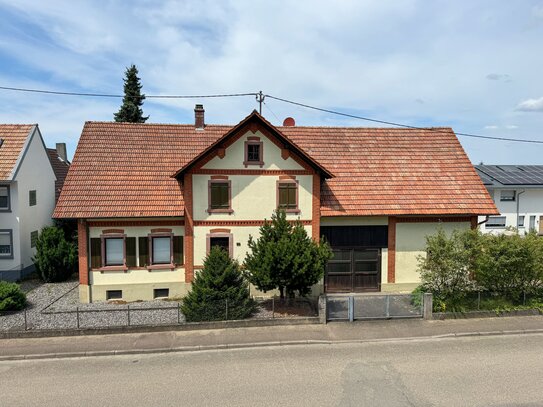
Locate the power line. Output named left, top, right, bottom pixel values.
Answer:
left=0, top=85, right=258, bottom=99
left=265, top=94, right=543, bottom=145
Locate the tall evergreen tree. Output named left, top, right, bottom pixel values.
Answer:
left=244, top=210, right=332, bottom=300
left=181, top=246, right=256, bottom=322
left=114, top=64, right=149, bottom=123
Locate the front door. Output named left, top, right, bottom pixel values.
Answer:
left=325, top=248, right=381, bottom=292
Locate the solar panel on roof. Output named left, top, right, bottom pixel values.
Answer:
left=476, top=165, right=543, bottom=185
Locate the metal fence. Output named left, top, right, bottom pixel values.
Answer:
left=327, top=293, right=423, bottom=321
left=432, top=290, right=543, bottom=312
left=0, top=297, right=317, bottom=332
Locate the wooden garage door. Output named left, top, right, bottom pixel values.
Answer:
left=326, top=248, right=381, bottom=292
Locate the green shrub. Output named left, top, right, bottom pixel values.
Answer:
left=33, top=226, right=78, bottom=283
left=417, top=227, right=478, bottom=310
left=0, top=281, right=26, bottom=311
left=181, top=246, right=257, bottom=322
left=244, top=210, right=332, bottom=299
left=474, top=232, right=543, bottom=299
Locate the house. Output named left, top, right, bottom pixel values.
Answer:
left=46, top=143, right=70, bottom=202
left=53, top=107, right=497, bottom=303
left=0, top=125, right=57, bottom=281
left=475, top=165, right=543, bottom=234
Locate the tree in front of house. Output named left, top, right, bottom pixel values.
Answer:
left=114, top=64, right=149, bottom=123
left=181, top=246, right=256, bottom=322
left=244, top=210, right=332, bottom=300
left=33, top=226, right=78, bottom=283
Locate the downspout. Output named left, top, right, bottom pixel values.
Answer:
left=478, top=216, right=489, bottom=226
left=516, top=190, right=525, bottom=234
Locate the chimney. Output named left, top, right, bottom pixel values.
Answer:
left=194, top=104, right=205, bottom=129
left=56, top=143, right=67, bottom=162
left=283, top=117, right=295, bottom=127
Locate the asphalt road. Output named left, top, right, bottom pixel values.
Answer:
left=1, top=334, right=542, bottom=407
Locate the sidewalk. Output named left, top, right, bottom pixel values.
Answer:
left=1, top=315, right=542, bottom=360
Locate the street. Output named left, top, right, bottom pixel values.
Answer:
left=0, top=333, right=542, bottom=406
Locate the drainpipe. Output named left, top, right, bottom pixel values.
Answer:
left=478, top=216, right=489, bottom=226
left=516, top=190, right=525, bottom=234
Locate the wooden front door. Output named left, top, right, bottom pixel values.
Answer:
left=325, top=248, right=381, bottom=292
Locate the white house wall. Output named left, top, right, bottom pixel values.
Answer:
left=15, top=127, right=56, bottom=271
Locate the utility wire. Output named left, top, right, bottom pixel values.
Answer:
left=265, top=94, right=543, bottom=145
left=1, top=84, right=541, bottom=144
left=0, top=85, right=258, bottom=99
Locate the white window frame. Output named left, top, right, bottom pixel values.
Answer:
left=486, top=216, right=507, bottom=228
left=0, top=185, right=10, bottom=211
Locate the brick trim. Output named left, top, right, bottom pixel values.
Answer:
left=100, top=233, right=126, bottom=269
left=192, top=169, right=313, bottom=176
left=210, top=175, right=228, bottom=180
left=101, top=229, right=124, bottom=234
left=148, top=231, right=174, bottom=266
left=78, top=220, right=89, bottom=285
left=210, top=228, right=231, bottom=233
left=395, top=216, right=473, bottom=223
left=312, top=174, right=321, bottom=241
left=388, top=216, right=396, bottom=284
left=150, top=228, right=173, bottom=233
left=88, top=220, right=184, bottom=227
left=243, top=139, right=264, bottom=167
left=194, top=220, right=312, bottom=227
left=184, top=174, right=194, bottom=283
left=279, top=175, right=296, bottom=180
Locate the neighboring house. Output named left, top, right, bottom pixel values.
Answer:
left=0, top=124, right=57, bottom=281
left=46, top=143, right=70, bottom=202
left=53, top=107, right=497, bottom=303
left=475, top=165, right=543, bottom=235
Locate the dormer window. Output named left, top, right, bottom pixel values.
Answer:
left=0, top=186, right=9, bottom=211
left=244, top=137, right=264, bottom=167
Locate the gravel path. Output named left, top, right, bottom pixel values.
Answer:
left=1, top=279, right=315, bottom=332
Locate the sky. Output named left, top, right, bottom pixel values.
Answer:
left=0, top=0, right=542, bottom=163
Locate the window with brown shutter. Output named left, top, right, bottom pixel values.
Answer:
left=138, top=236, right=149, bottom=267
left=277, top=181, right=299, bottom=213
left=173, top=236, right=183, bottom=265
left=208, top=180, right=233, bottom=213
left=90, top=238, right=101, bottom=269
left=126, top=237, right=137, bottom=267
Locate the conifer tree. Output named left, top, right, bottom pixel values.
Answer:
left=244, top=210, right=332, bottom=300
left=114, top=64, right=149, bottom=123
left=181, top=246, right=256, bottom=322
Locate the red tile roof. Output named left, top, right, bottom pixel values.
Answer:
left=46, top=148, right=70, bottom=202
left=53, top=114, right=497, bottom=218
left=0, top=124, right=34, bottom=181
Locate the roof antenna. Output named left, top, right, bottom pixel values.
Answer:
left=256, top=91, right=265, bottom=114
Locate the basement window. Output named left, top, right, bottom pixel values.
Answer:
left=106, top=290, right=122, bottom=300
left=154, top=288, right=169, bottom=299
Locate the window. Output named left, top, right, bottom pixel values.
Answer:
left=277, top=181, right=299, bottom=213
left=529, top=216, right=536, bottom=231
left=208, top=180, right=232, bottom=213
left=104, top=237, right=124, bottom=266
left=154, top=288, right=169, bottom=299
left=244, top=138, right=264, bottom=167
left=486, top=216, right=506, bottom=228
left=500, top=190, right=516, bottom=202
left=207, top=232, right=233, bottom=257
left=0, top=186, right=9, bottom=211
left=31, top=230, right=38, bottom=248
left=29, top=190, right=37, bottom=206
left=152, top=236, right=171, bottom=264
left=0, top=230, right=13, bottom=258
left=518, top=216, right=525, bottom=228
left=106, top=290, right=122, bottom=300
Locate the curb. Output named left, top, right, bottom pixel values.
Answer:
left=2, top=328, right=543, bottom=362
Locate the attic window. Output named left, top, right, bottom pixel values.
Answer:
left=500, top=190, right=516, bottom=202
left=244, top=138, right=264, bottom=167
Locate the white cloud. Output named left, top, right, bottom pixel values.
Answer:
left=515, top=97, right=543, bottom=112
left=486, top=73, right=511, bottom=82
left=484, top=125, right=498, bottom=129
left=505, top=125, right=518, bottom=129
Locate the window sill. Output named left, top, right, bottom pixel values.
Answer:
left=99, top=266, right=128, bottom=272
left=279, top=208, right=301, bottom=214
left=147, top=263, right=175, bottom=271
left=243, top=161, right=264, bottom=168
left=0, top=256, right=14, bottom=260
left=207, top=208, right=234, bottom=214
